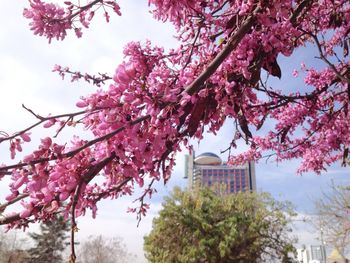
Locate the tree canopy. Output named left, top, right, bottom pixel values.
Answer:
left=0, top=230, right=27, bottom=263
left=78, top=235, right=136, bottom=263
left=0, top=0, right=349, bottom=260
left=144, top=187, right=297, bottom=263
left=27, top=215, right=69, bottom=263
left=314, top=183, right=350, bottom=254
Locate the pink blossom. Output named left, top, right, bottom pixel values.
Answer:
left=292, top=69, right=299, bottom=77
left=113, top=64, right=135, bottom=84
left=45, top=200, right=59, bottom=213
left=19, top=202, right=33, bottom=218
left=23, top=1, right=70, bottom=43
left=27, top=181, right=41, bottom=192
left=19, top=209, right=32, bottom=219
left=5, top=191, right=19, bottom=202
left=20, top=133, right=31, bottom=142
left=59, top=191, right=70, bottom=201
left=40, top=137, right=52, bottom=149
left=43, top=119, right=56, bottom=128
left=76, top=100, right=88, bottom=108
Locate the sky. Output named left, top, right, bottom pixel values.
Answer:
left=0, top=1, right=349, bottom=262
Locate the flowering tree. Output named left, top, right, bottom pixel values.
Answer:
left=0, top=0, right=349, bottom=261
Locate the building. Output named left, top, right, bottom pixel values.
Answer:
left=297, top=245, right=327, bottom=263
left=184, top=152, right=256, bottom=194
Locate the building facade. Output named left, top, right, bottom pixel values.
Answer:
left=184, top=152, right=256, bottom=194
left=297, top=245, right=327, bottom=263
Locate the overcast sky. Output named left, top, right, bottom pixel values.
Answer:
left=1, top=1, right=349, bottom=262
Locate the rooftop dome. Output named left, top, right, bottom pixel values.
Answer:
left=194, top=152, right=222, bottom=165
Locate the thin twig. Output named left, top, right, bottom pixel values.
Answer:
left=69, top=152, right=116, bottom=262
left=0, top=106, right=88, bottom=144
left=93, top=177, right=132, bottom=202
left=0, top=194, right=29, bottom=213
left=0, top=115, right=149, bottom=172
left=184, top=7, right=260, bottom=95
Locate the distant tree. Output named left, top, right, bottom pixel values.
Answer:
left=27, top=215, right=69, bottom=263
left=0, top=229, right=27, bottom=263
left=3, top=250, right=28, bottom=263
left=77, top=235, right=136, bottom=263
left=144, top=187, right=297, bottom=263
left=314, top=183, right=350, bottom=254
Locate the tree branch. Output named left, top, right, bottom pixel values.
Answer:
left=0, top=194, right=29, bottom=214
left=184, top=8, right=260, bottom=95
left=0, top=106, right=88, bottom=144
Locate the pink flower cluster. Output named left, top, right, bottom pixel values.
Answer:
left=1, top=0, right=350, bottom=227
left=23, top=0, right=122, bottom=42
left=23, top=0, right=71, bottom=42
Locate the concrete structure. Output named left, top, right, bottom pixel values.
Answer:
left=297, top=245, right=327, bottom=263
left=184, top=152, right=256, bottom=194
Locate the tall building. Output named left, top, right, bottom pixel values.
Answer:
left=297, top=245, right=327, bottom=263
left=184, top=152, right=256, bottom=194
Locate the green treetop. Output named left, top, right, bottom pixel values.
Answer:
left=27, top=215, right=69, bottom=263
left=144, top=187, right=297, bottom=263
